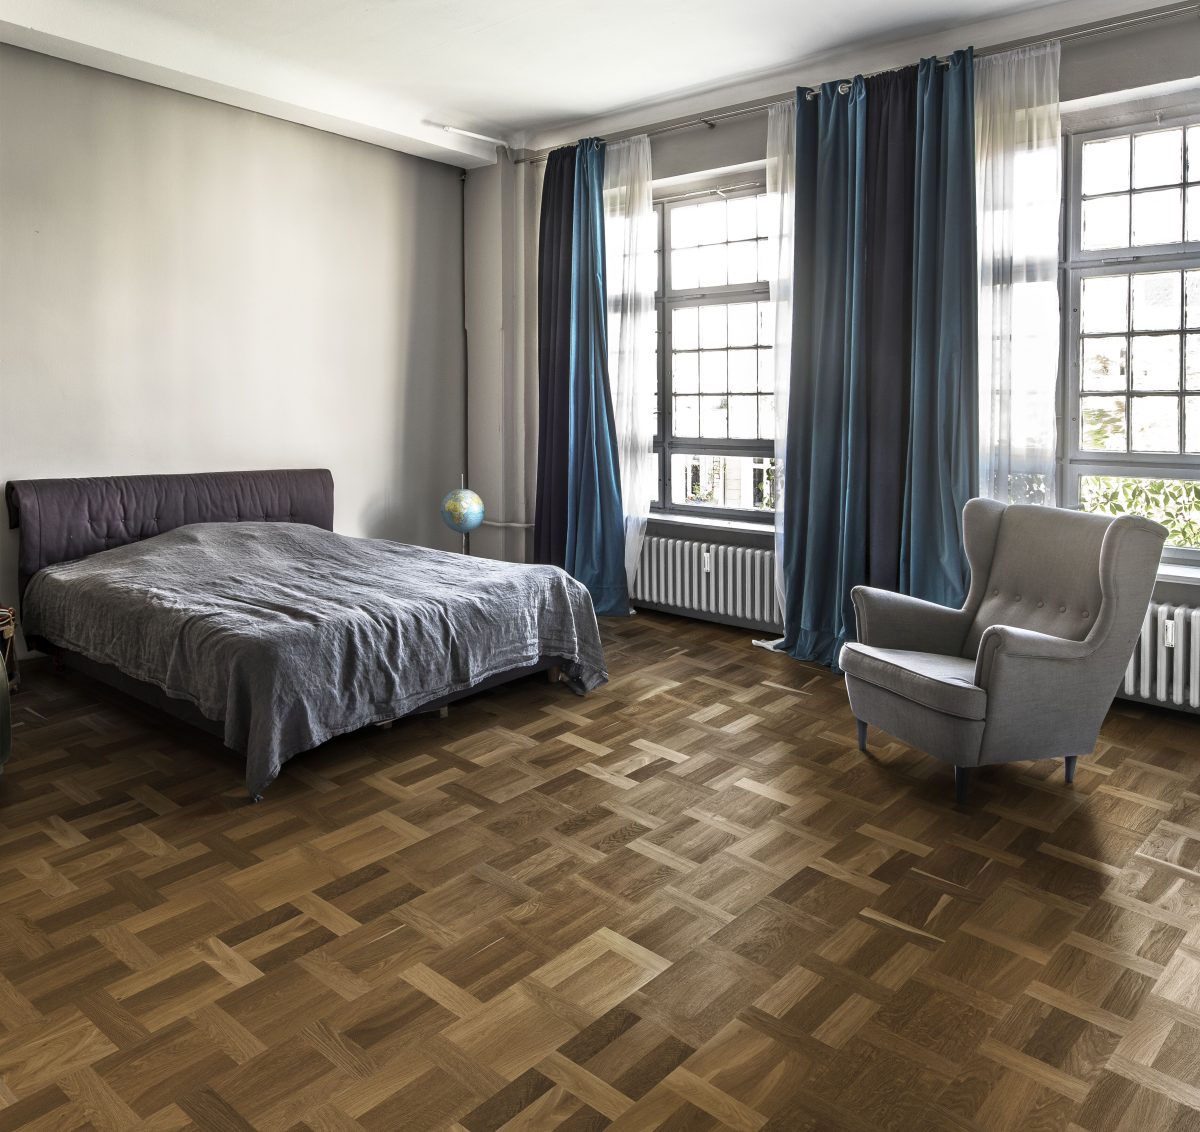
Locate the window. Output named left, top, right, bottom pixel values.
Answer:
left=651, top=184, right=776, bottom=520
left=1065, top=116, right=1200, bottom=557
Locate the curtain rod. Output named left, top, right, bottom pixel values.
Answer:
left=514, top=1, right=1198, bottom=164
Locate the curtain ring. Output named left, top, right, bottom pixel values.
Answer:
left=804, top=89, right=818, bottom=101
left=838, top=81, right=851, bottom=95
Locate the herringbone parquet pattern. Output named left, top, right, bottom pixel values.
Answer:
left=2, top=612, right=1200, bottom=1131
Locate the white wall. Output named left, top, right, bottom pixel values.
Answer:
left=0, top=45, right=466, bottom=624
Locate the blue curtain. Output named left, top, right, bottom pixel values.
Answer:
left=778, top=80, right=868, bottom=667
left=534, top=148, right=576, bottom=569
left=901, top=50, right=979, bottom=607
left=534, top=140, right=629, bottom=616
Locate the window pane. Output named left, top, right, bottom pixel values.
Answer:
left=727, top=350, right=757, bottom=392
left=673, top=395, right=699, bottom=437
left=1132, top=271, right=1182, bottom=331
left=698, top=244, right=727, bottom=287
left=699, top=351, right=726, bottom=394
left=699, top=395, right=727, bottom=437
left=696, top=200, right=726, bottom=245
left=756, top=193, right=775, bottom=237
left=728, top=395, right=758, bottom=438
left=1187, top=334, right=1200, bottom=390
left=670, top=453, right=776, bottom=512
left=1079, top=475, right=1200, bottom=549
left=673, top=306, right=698, bottom=350
left=671, top=205, right=698, bottom=248
left=673, top=351, right=699, bottom=394
left=726, top=303, right=755, bottom=347
left=757, top=301, right=775, bottom=345
left=672, top=248, right=699, bottom=289
left=1132, top=187, right=1182, bottom=245
left=760, top=395, right=775, bottom=441
left=1081, top=337, right=1127, bottom=390
left=758, top=349, right=774, bottom=393
left=1130, top=335, right=1181, bottom=390
left=699, top=305, right=727, bottom=349
left=1082, top=136, right=1130, bottom=195
left=1082, top=275, right=1129, bottom=333
left=758, top=240, right=774, bottom=284
left=1082, top=195, right=1130, bottom=249
left=726, top=197, right=757, bottom=241
left=727, top=241, right=758, bottom=285
left=1131, top=396, right=1180, bottom=452
left=1188, top=396, right=1200, bottom=453
left=1188, top=271, right=1200, bottom=329
left=1133, top=128, right=1183, bottom=188
left=1080, top=395, right=1127, bottom=451
left=1188, top=186, right=1200, bottom=243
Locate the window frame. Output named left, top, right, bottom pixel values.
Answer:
left=652, top=180, right=775, bottom=523
left=1062, top=112, right=1200, bottom=565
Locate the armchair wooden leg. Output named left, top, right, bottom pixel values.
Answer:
left=954, top=766, right=972, bottom=805
left=1064, top=755, right=1077, bottom=785
left=855, top=719, right=868, bottom=753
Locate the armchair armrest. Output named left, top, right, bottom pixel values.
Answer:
left=850, top=586, right=971, bottom=655
left=974, top=625, right=1093, bottom=690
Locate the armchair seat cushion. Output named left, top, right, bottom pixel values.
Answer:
left=840, top=643, right=986, bottom=721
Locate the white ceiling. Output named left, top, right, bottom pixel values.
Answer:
left=0, top=0, right=1167, bottom=166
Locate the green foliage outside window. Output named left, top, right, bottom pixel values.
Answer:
left=1079, top=475, right=1200, bottom=549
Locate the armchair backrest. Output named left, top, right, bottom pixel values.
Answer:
left=961, top=502, right=1165, bottom=661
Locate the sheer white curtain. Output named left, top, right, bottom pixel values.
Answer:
left=604, top=135, right=657, bottom=590
left=767, top=100, right=796, bottom=610
left=976, top=43, right=1062, bottom=505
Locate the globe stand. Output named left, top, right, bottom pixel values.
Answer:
left=462, top=531, right=470, bottom=556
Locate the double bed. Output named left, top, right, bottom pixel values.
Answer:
left=5, top=469, right=607, bottom=799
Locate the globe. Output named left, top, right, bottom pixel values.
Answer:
left=440, top=488, right=485, bottom=534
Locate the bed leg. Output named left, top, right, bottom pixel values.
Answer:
left=438, top=706, right=449, bottom=719
left=547, top=665, right=560, bottom=685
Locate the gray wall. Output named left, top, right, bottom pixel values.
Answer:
left=1059, top=8, right=1200, bottom=102
left=633, top=11, right=1200, bottom=182
left=0, top=44, right=465, bottom=628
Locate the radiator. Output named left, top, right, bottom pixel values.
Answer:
left=1121, top=602, right=1200, bottom=712
left=632, top=536, right=784, bottom=632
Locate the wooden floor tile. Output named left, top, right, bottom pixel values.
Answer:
left=2, top=611, right=1200, bottom=1129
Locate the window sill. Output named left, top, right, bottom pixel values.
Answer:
left=646, top=511, right=774, bottom=548
left=649, top=511, right=771, bottom=534
left=1158, top=562, right=1200, bottom=585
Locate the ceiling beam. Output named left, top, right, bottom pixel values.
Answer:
left=0, top=1, right=501, bottom=169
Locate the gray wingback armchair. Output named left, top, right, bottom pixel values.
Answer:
left=839, top=498, right=1167, bottom=802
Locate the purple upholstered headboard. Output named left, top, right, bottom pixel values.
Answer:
left=5, top=468, right=334, bottom=597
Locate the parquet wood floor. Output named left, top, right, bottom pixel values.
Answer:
left=3, top=612, right=1200, bottom=1131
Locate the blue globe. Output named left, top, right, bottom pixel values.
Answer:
left=440, top=488, right=485, bottom=534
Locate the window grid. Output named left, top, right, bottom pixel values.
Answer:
left=1079, top=124, right=1200, bottom=253
left=653, top=183, right=775, bottom=522
left=1065, top=112, right=1200, bottom=559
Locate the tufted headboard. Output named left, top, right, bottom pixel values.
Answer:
left=5, top=469, right=335, bottom=598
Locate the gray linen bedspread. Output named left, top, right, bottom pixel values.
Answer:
left=23, top=522, right=607, bottom=797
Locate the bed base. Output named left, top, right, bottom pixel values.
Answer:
left=48, top=645, right=569, bottom=798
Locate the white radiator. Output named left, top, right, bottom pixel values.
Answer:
left=632, top=536, right=784, bottom=632
left=1121, top=602, right=1200, bottom=711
